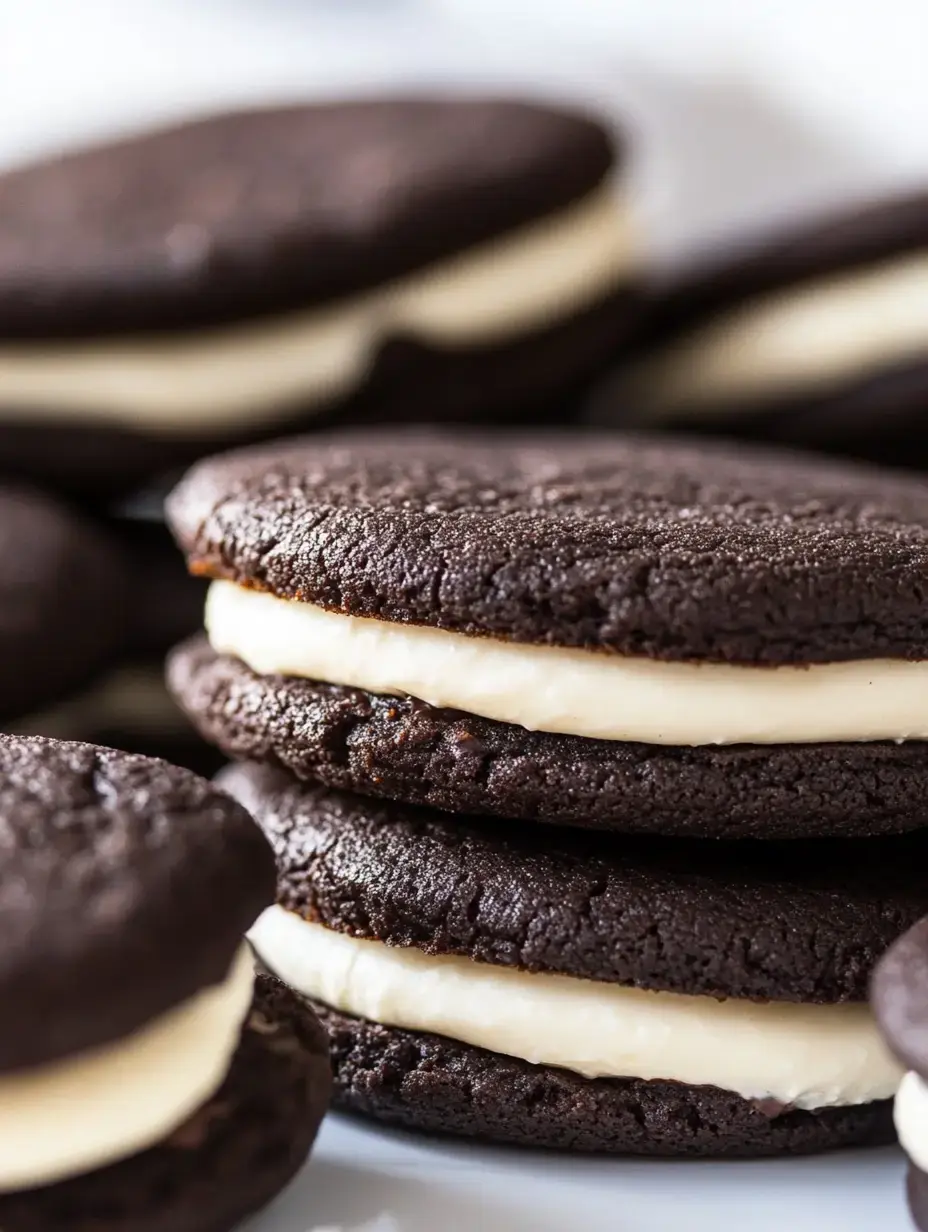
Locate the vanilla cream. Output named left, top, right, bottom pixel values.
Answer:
left=0, top=944, right=254, bottom=1191
left=206, top=580, right=928, bottom=747
left=0, top=187, right=635, bottom=429
left=620, top=250, right=928, bottom=417
left=251, top=910, right=900, bottom=1110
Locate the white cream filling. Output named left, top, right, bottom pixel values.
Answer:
left=206, top=580, right=928, bottom=747
left=0, top=187, right=635, bottom=430
left=251, top=909, right=899, bottom=1110
left=0, top=943, right=254, bottom=1192
left=894, top=1071, right=928, bottom=1171
left=621, top=250, right=928, bottom=417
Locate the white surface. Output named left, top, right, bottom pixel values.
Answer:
left=244, top=1113, right=911, bottom=1232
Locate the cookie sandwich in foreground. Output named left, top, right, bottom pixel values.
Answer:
left=0, top=734, right=330, bottom=1232
left=0, top=98, right=637, bottom=501
left=231, top=766, right=920, bottom=1157
left=169, top=430, right=928, bottom=840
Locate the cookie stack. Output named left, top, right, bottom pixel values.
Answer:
left=0, top=94, right=638, bottom=768
left=0, top=733, right=330, bottom=1230
left=168, top=429, right=928, bottom=1157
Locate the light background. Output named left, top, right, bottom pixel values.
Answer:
left=2, top=0, right=928, bottom=266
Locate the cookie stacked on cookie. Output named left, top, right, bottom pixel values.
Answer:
left=0, top=734, right=330, bottom=1231
left=167, top=429, right=928, bottom=1156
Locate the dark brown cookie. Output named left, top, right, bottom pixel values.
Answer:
left=593, top=359, right=928, bottom=473
left=222, top=763, right=928, bottom=1003
left=168, top=430, right=928, bottom=665
left=315, top=1000, right=893, bottom=1158
left=107, top=511, right=206, bottom=658
left=871, top=917, right=928, bottom=1075
left=0, top=486, right=127, bottom=721
left=589, top=191, right=928, bottom=471
left=908, top=1163, right=928, bottom=1232
left=0, top=734, right=275, bottom=1072
left=172, top=637, right=928, bottom=840
left=0, top=99, right=615, bottom=338
left=0, top=977, right=332, bottom=1232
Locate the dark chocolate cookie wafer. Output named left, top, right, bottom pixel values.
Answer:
left=0, top=734, right=329, bottom=1227
left=0, top=100, right=636, bottom=500
left=590, top=190, right=928, bottom=470
left=225, top=763, right=928, bottom=1005
left=169, top=431, right=928, bottom=839
left=232, top=765, right=910, bottom=1156
left=0, top=734, right=273, bottom=1070
left=316, top=1001, right=893, bottom=1158
left=171, top=636, right=928, bottom=840
left=0, top=486, right=126, bottom=723
left=0, top=977, right=331, bottom=1232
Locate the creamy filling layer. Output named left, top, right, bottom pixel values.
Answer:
left=620, top=250, right=928, bottom=417
left=0, top=943, right=254, bottom=1192
left=0, top=187, right=635, bottom=430
left=206, top=581, right=928, bottom=746
left=250, top=908, right=900, bottom=1110
left=894, top=1070, right=928, bottom=1171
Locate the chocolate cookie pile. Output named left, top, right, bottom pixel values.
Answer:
left=167, top=428, right=928, bottom=1156
left=0, top=734, right=330, bottom=1231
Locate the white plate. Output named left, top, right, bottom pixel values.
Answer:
left=248, top=1113, right=911, bottom=1232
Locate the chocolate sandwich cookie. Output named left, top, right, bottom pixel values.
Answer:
left=0, top=485, right=126, bottom=723
left=0, top=98, right=637, bottom=501
left=590, top=190, right=928, bottom=469
left=230, top=763, right=916, bottom=1156
left=0, top=734, right=331, bottom=1230
left=872, top=919, right=928, bottom=1230
left=170, top=431, right=928, bottom=840
left=13, top=498, right=221, bottom=776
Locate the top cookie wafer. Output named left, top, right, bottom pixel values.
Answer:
left=168, top=430, right=928, bottom=839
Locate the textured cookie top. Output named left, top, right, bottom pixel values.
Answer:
left=0, top=99, right=614, bottom=338
left=640, top=190, right=928, bottom=343
left=0, top=486, right=127, bottom=719
left=0, top=735, right=275, bottom=1072
left=871, top=917, right=928, bottom=1076
left=169, top=430, right=928, bottom=664
left=223, top=763, right=928, bottom=1004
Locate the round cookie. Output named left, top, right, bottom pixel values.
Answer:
left=0, top=735, right=272, bottom=1070
left=170, top=635, right=928, bottom=840
left=872, top=919, right=928, bottom=1231
left=0, top=976, right=330, bottom=1232
left=0, top=734, right=330, bottom=1228
left=316, top=1003, right=892, bottom=1158
left=0, top=485, right=126, bottom=724
left=14, top=506, right=220, bottom=776
left=589, top=190, right=928, bottom=470
left=230, top=763, right=914, bottom=1156
left=168, top=430, right=928, bottom=839
left=0, top=99, right=636, bottom=500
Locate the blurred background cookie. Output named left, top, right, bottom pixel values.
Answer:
left=0, top=98, right=638, bottom=502
left=590, top=190, right=928, bottom=469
